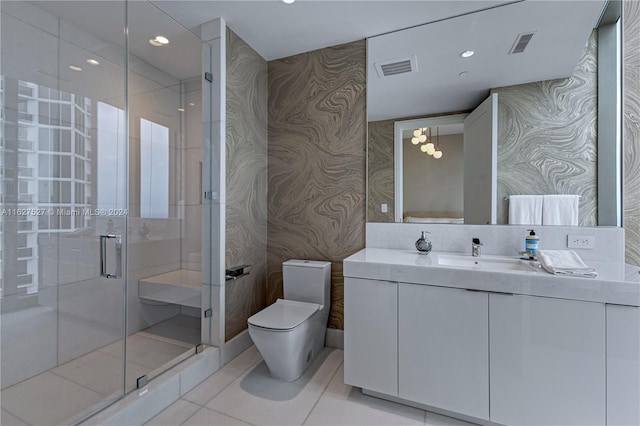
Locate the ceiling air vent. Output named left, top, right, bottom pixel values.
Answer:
left=375, top=55, right=418, bottom=78
left=509, top=32, right=536, bottom=54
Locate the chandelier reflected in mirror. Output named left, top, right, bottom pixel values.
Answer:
left=411, top=127, right=443, bottom=159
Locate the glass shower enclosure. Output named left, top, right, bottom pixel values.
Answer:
left=0, top=1, right=209, bottom=424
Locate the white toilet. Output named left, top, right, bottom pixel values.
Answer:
left=248, top=260, right=331, bottom=381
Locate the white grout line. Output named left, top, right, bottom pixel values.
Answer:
left=177, top=405, right=204, bottom=426
left=135, top=331, right=196, bottom=349
left=142, top=399, right=200, bottom=426
left=180, top=347, right=343, bottom=426
left=207, top=407, right=258, bottom=426
left=2, top=407, right=35, bottom=426
left=48, top=368, right=124, bottom=397
left=301, top=350, right=345, bottom=425
left=182, top=346, right=262, bottom=407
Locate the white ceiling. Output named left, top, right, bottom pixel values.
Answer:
left=15, top=0, right=606, bottom=122
left=367, top=0, right=606, bottom=121
left=151, top=0, right=606, bottom=121
left=150, top=0, right=518, bottom=61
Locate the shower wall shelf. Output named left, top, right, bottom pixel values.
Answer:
left=139, top=269, right=201, bottom=308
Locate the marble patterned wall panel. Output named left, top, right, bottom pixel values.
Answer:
left=267, top=40, right=367, bottom=330
left=225, top=29, right=268, bottom=341
left=367, top=119, right=395, bottom=222
left=624, top=0, right=640, bottom=267
left=493, top=31, right=598, bottom=226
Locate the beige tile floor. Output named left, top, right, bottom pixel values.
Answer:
left=1, top=315, right=198, bottom=426
left=146, top=346, right=478, bottom=426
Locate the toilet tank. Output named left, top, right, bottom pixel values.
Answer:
left=283, top=260, right=331, bottom=306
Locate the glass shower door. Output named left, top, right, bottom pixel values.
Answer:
left=0, top=1, right=129, bottom=424
left=123, top=1, right=204, bottom=389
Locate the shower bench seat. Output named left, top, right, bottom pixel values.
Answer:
left=138, top=269, right=201, bottom=308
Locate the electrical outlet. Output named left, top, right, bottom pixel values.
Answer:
left=381, top=204, right=388, bottom=213
left=567, top=234, right=595, bottom=249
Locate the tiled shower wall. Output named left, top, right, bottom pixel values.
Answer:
left=267, top=41, right=367, bottom=330
left=224, top=29, right=268, bottom=341
left=624, top=0, right=640, bottom=267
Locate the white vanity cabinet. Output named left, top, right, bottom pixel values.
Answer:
left=344, top=277, right=398, bottom=396
left=398, top=284, right=489, bottom=420
left=606, top=304, right=640, bottom=426
left=344, top=247, right=637, bottom=425
left=489, top=294, right=606, bottom=426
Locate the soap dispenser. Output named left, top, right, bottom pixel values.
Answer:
left=525, top=229, right=540, bottom=257
left=415, top=231, right=432, bottom=255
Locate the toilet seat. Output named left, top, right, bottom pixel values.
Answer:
left=248, top=299, right=320, bottom=331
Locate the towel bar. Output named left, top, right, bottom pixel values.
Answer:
left=503, top=195, right=581, bottom=201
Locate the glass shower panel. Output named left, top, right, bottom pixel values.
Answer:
left=0, top=1, right=128, bottom=425
left=125, top=1, right=203, bottom=388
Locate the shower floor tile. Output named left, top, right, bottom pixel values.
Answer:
left=51, top=349, right=151, bottom=396
left=1, top=408, right=29, bottom=426
left=164, top=313, right=201, bottom=329
left=1, top=326, right=196, bottom=426
left=1, top=372, right=104, bottom=426
left=140, top=315, right=201, bottom=346
left=100, top=333, right=191, bottom=369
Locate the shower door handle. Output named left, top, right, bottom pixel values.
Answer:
left=100, top=234, right=122, bottom=279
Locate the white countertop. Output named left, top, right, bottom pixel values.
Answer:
left=344, top=248, right=640, bottom=306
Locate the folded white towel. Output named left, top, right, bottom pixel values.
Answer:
left=537, top=250, right=598, bottom=278
left=508, top=195, right=543, bottom=225
left=542, top=194, right=579, bottom=226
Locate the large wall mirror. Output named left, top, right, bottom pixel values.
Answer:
left=367, top=0, right=622, bottom=226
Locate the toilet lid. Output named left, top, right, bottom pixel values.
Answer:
left=248, top=299, right=320, bottom=330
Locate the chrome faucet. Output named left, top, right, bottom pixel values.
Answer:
left=472, top=238, right=482, bottom=257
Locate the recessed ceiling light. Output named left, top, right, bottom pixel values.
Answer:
left=178, top=107, right=185, bottom=112
left=149, top=36, right=169, bottom=46
left=69, top=65, right=82, bottom=71
left=282, top=0, right=295, bottom=4
left=189, top=102, right=195, bottom=106
left=460, top=50, right=475, bottom=58
left=458, top=71, right=470, bottom=78
left=86, top=59, right=100, bottom=65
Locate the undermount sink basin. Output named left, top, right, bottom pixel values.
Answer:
left=437, top=254, right=540, bottom=273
